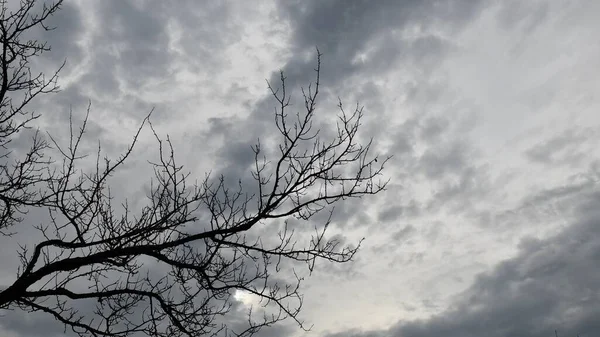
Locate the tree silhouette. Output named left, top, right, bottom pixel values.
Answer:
left=0, top=1, right=389, bottom=336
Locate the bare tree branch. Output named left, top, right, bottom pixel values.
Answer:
left=0, top=3, right=390, bottom=337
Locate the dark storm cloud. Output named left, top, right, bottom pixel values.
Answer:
left=53, top=0, right=239, bottom=123
left=204, top=0, right=488, bottom=216
left=324, top=188, right=600, bottom=337
left=206, top=0, right=483, bottom=145
left=276, top=0, right=483, bottom=84
left=89, top=1, right=232, bottom=88
left=24, top=0, right=85, bottom=72
left=78, top=0, right=172, bottom=98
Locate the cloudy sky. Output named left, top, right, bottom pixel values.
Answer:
left=2, top=0, right=600, bottom=336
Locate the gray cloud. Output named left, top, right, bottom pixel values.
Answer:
left=198, top=0, right=489, bottom=231
left=324, top=188, right=600, bottom=337
left=29, top=1, right=85, bottom=72
left=525, top=127, right=596, bottom=167
left=4, top=0, right=600, bottom=336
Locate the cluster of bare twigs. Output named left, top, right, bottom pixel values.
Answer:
left=0, top=1, right=389, bottom=336
left=0, top=0, right=62, bottom=236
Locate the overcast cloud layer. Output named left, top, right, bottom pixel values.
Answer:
left=1, top=0, right=600, bottom=337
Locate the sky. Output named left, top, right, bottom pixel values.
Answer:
left=1, top=0, right=600, bottom=336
